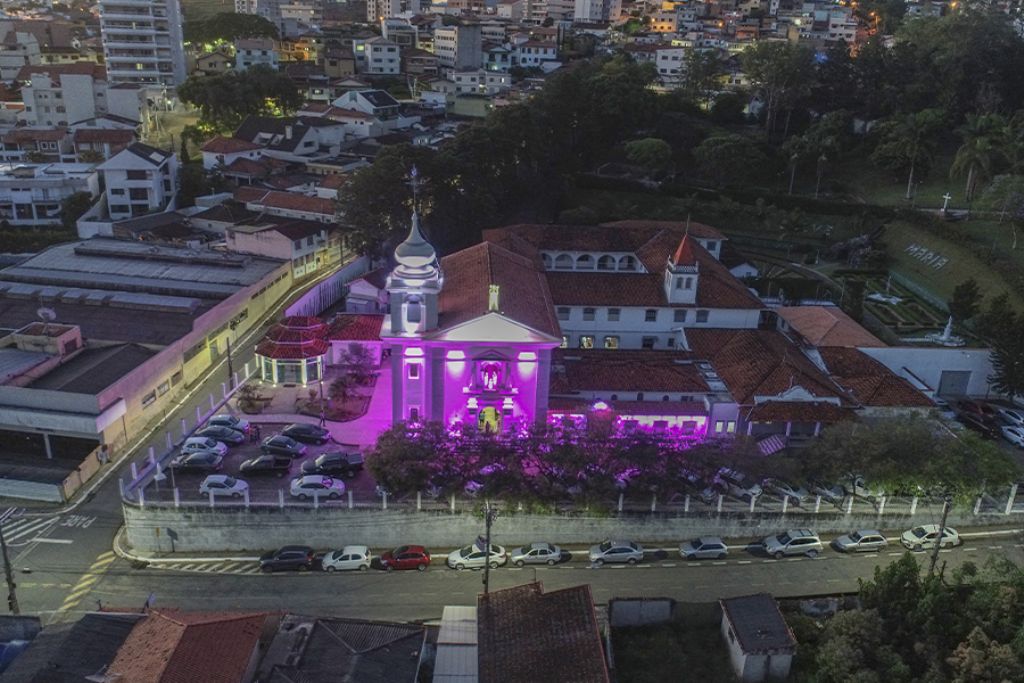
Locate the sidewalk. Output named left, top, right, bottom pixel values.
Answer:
left=234, top=366, right=394, bottom=449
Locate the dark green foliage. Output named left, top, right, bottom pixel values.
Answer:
left=177, top=65, right=303, bottom=133
left=183, top=12, right=278, bottom=44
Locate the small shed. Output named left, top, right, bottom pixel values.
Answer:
left=719, top=594, right=797, bottom=682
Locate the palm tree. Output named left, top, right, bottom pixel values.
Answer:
left=951, top=114, right=1004, bottom=201
left=871, top=109, right=945, bottom=201
left=998, top=112, right=1024, bottom=173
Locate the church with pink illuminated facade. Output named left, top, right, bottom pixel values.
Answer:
left=341, top=214, right=933, bottom=451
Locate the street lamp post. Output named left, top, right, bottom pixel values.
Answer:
left=0, top=508, right=20, bottom=615
left=226, top=321, right=239, bottom=390
left=318, top=376, right=326, bottom=428
left=482, top=502, right=499, bottom=595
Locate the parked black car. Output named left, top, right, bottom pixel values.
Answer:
left=281, top=423, right=331, bottom=444
left=261, top=435, right=308, bottom=458
left=239, top=454, right=292, bottom=477
left=300, top=451, right=365, bottom=478
left=259, top=546, right=316, bottom=572
left=195, top=426, right=246, bottom=446
left=168, top=451, right=223, bottom=472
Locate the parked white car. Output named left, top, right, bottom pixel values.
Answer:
left=809, top=480, right=845, bottom=505
left=901, top=525, right=961, bottom=551
left=446, top=541, right=507, bottom=570
left=589, top=540, right=644, bottom=566
left=508, top=542, right=562, bottom=567
left=997, top=407, right=1024, bottom=427
left=322, top=545, right=371, bottom=572
left=289, top=475, right=346, bottom=500
left=1001, top=425, right=1024, bottom=448
left=181, top=436, right=228, bottom=458
left=842, top=475, right=884, bottom=501
left=199, top=475, right=248, bottom=498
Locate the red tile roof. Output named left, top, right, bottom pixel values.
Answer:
left=687, top=329, right=848, bottom=406
left=777, top=306, right=885, bottom=348
left=438, top=241, right=561, bottom=338
left=234, top=188, right=336, bottom=217
left=222, top=157, right=271, bottom=177
left=818, top=347, right=933, bottom=408
left=671, top=235, right=698, bottom=266
left=73, top=128, right=136, bottom=144
left=256, top=337, right=329, bottom=359
left=257, top=316, right=331, bottom=359
left=16, top=62, right=106, bottom=83
left=552, top=349, right=709, bottom=393
left=748, top=400, right=853, bottom=423
left=201, top=136, right=263, bottom=154
left=327, top=313, right=384, bottom=341
left=478, top=583, right=609, bottom=683
left=107, top=610, right=269, bottom=683
left=3, top=127, right=67, bottom=144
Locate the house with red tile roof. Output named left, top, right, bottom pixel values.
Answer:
left=201, top=136, right=264, bottom=171
left=106, top=609, right=277, bottom=683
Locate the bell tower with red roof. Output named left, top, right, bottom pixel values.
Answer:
left=664, top=234, right=699, bottom=304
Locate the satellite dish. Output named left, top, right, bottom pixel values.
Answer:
left=37, top=307, right=56, bottom=322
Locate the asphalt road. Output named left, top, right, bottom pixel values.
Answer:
left=39, top=536, right=1024, bottom=623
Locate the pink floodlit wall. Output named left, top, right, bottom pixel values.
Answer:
left=440, top=344, right=544, bottom=428
left=547, top=411, right=709, bottom=440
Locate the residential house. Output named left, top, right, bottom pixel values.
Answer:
left=435, top=24, right=483, bottom=70
left=234, top=186, right=337, bottom=222
left=381, top=17, right=419, bottom=49
left=0, top=22, right=42, bottom=82
left=0, top=162, right=100, bottom=226
left=655, top=45, right=686, bottom=87
left=97, top=142, right=178, bottom=221
left=515, top=41, right=559, bottom=69
left=433, top=582, right=609, bottom=683
left=17, top=64, right=101, bottom=128
left=0, top=128, right=72, bottom=163
left=193, top=48, right=234, bottom=76
left=224, top=216, right=343, bottom=279
left=332, top=89, right=402, bottom=119
left=233, top=115, right=342, bottom=162
left=323, top=47, right=356, bottom=78
left=72, top=128, right=137, bottom=162
left=200, top=135, right=264, bottom=171
left=367, top=0, right=423, bottom=22
left=361, top=36, right=401, bottom=75
left=278, top=34, right=323, bottom=63
left=345, top=266, right=389, bottom=313
left=483, top=44, right=513, bottom=73
left=574, top=0, right=621, bottom=22
left=449, top=69, right=512, bottom=96
left=720, top=594, right=797, bottom=683
left=404, top=48, right=441, bottom=76
left=235, top=38, right=280, bottom=71
left=498, top=0, right=525, bottom=21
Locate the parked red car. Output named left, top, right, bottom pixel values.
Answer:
left=379, top=545, right=431, bottom=571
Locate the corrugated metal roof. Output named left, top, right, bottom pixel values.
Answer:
left=0, top=348, right=50, bottom=384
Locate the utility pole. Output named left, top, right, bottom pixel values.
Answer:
left=928, top=495, right=952, bottom=578
left=482, top=502, right=498, bottom=595
left=0, top=508, right=20, bottom=615
left=226, top=321, right=238, bottom=390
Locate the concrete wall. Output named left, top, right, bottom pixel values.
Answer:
left=609, top=598, right=675, bottom=627
left=861, top=346, right=994, bottom=397
left=123, top=503, right=1014, bottom=553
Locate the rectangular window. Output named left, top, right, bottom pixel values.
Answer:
left=579, top=335, right=595, bottom=349
left=560, top=335, right=569, bottom=348
left=141, top=391, right=156, bottom=408
left=674, top=309, right=687, bottom=323
left=110, top=188, right=125, bottom=195
left=582, top=307, right=595, bottom=321
left=157, top=381, right=170, bottom=396
left=293, top=239, right=302, bottom=249
left=129, top=187, right=148, bottom=201
left=126, top=170, right=148, bottom=180
left=727, top=421, right=736, bottom=433
left=696, top=310, right=709, bottom=323
left=706, top=240, right=717, bottom=251
left=171, top=371, right=183, bottom=386
left=604, top=336, right=619, bottom=349
left=607, top=308, right=620, bottom=322
left=642, top=336, right=656, bottom=349
left=715, top=421, right=724, bottom=433
left=557, top=307, right=570, bottom=321
left=645, top=309, right=657, bottom=322
left=407, top=363, right=420, bottom=379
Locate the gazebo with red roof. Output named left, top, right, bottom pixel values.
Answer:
left=255, top=316, right=330, bottom=386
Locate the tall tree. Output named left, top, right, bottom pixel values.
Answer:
left=183, top=12, right=278, bottom=45
left=948, top=278, right=982, bottom=325
left=680, top=48, right=721, bottom=108
left=989, top=308, right=1024, bottom=399
left=951, top=113, right=1004, bottom=201
left=177, top=65, right=303, bottom=133
left=870, top=108, right=946, bottom=200
left=741, top=41, right=816, bottom=140
left=979, top=174, right=1024, bottom=250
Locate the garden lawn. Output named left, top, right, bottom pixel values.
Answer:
left=883, top=220, right=1023, bottom=309
left=829, top=153, right=961, bottom=208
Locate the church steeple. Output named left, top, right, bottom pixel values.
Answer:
left=386, top=169, right=442, bottom=336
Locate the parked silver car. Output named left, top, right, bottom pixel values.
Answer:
left=589, top=540, right=643, bottom=566
left=831, top=530, right=888, bottom=553
left=679, top=537, right=728, bottom=560
left=322, top=545, right=371, bottom=572
left=508, top=542, right=562, bottom=567
left=762, top=529, right=823, bottom=559
left=764, top=479, right=810, bottom=505
left=447, top=542, right=507, bottom=570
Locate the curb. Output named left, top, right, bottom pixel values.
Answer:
left=113, top=526, right=258, bottom=564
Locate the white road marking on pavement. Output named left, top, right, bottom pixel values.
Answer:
left=26, top=538, right=72, bottom=544
left=738, top=561, right=752, bottom=565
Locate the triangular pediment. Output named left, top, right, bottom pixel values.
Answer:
left=427, top=312, right=559, bottom=344
left=755, top=384, right=818, bottom=403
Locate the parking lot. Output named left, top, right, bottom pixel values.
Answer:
left=142, top=423, right=380, bottom=506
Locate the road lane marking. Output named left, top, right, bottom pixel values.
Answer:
left=26, top=538, right=73, bottom=544
left=738, top=561, right=752, bottom=565
left=57, top=552, right=119, bottom=615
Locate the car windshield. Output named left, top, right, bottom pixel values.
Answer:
left=599, top=541, right=612, bottom=552
left=223, top=477, right=236, bottom=487
left=911, top=527, right=927, bottom=538
left=459, top=546, right=474, bottom=558
left=849, top=531, right=862, bottom=542
left=777, top=533, right=792, bottom=545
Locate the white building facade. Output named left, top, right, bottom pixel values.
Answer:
left=0, top=163, right=100, bottom=227
left=97, top=143, right=178, bottom=221
left=99, top=0, right=187, bottom=86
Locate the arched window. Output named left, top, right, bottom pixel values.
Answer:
left=597, top=255, right=616, bottom=271
left=542, top=253, right=553, bottom=269
left=662, top=395, right=670, bottom=401
left=576, top=254, right=595, bottom=270
left=554, top=254, right=572, bottom=270
left=610, top=394, right=618, bottom=401
left=618, top=255, right=636, bottom=271
left=636, top=392, right=644, bottom=401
